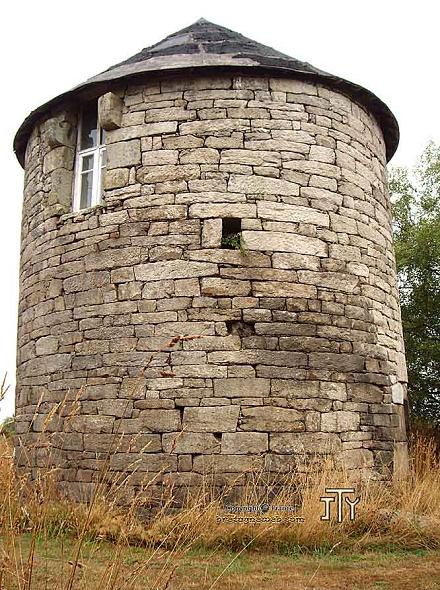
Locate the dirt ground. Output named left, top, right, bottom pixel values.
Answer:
left=3, top=536, right=440, bottom=590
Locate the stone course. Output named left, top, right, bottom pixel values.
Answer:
left=16, top=73, right=408, bottom=499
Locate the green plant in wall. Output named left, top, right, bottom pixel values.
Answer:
left=221, top=232, right=248, bottom=255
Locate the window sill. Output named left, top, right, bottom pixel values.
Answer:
left=59, top=202, right=106, bottom=224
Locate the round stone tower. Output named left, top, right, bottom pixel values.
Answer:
left=14, top=19, right=408, bottom=499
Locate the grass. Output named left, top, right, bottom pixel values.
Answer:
left=3, top=532, right=440, bottom=589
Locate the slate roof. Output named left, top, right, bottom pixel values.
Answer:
left=13, top=19, right=399, bottom=166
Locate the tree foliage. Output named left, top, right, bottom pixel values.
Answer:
left=390, top=142, right=440, bottom=424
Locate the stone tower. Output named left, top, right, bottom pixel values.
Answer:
left=14, top=19, right=408, bottom=499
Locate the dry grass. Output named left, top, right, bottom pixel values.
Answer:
left=1, top=430, right=440, bottom=589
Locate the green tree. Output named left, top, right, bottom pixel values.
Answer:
left=390, top=142, right=440, bottom=424
left=0, top=416, right=14, bottom=437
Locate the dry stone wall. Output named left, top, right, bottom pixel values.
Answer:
left=16, top=73, right=408, bottom=500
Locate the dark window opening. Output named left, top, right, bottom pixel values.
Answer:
left=226, top=320, right=255, bottom=337
left=221, top=218, right=242, bottom=250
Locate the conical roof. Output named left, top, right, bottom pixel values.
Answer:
left=13, top=19, right=399, bottom=166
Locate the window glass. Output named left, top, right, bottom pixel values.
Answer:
left=80, top=102, right=98, bottom=150
left=81, top=154, right=94, bottom=172
left=80, top=170, right=93, bottom=209
left=99, top=150, right=107, bottom=196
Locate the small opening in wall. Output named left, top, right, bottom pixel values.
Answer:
left=226, top=320, right=255, bottom=337
left=221, top=218, right=242, bottom=249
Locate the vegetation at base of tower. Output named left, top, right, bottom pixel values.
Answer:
left=0, top=431, right=440, bottom=589
left=390, top=142, right=440, bottom=426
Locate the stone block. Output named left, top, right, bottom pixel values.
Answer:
left=240, top=406, right=303, bottom=431
left=271, top=380, right=320, bottom=397
left=221, top=149, right=280, bottom=166
left=35, top=335, right=58, bottom=356
left=189, top=203, right=256, bottom=219
left=48, top=168, right=73, bottom=208
left=98, top=92, right=123, bottom=130
left=309, top=353, right=365, bottom=371
left=270, top=78, right=317, bottom=94
left=138, top=410, right=181, bottom=433
left=193, top=454, right=264, bottom=474
left=297, top=271, right=359, bottom=293
left=284, top=160, right=341, bottom=179
left=43, top=146, right=74, bottom=174
left=272, top=253, right=320, bottom=271
left=179, top=118, right=250, bottom=136
left=347, top=383, right=383, bottom=403
left=103, top=168, right=129, bottom=189
left=184, top=335, right=241, bottom=351
left=242, top=231, right=327, bottom=256
left=85, top=384, right=120, bottom=400
left=110, top=453, right=177, bottom=473
left=23, top=354, right=71, bottom=377
left=329, top=244, right=361, bottom=261
left=391, top=382, right=405, bottom=404
left=107, top=140, right=141, bottom=168
left=107, top=122, right=178, bottom=143
left=142, top=150, right=179, bottom=166
left=252, top=281, right=316, bottom=298
left=180, top=148, right=219, bottom=164
left=270, top=432, right=341, bottom=453
left=201, top=278, right=251, bottom=297
left=144, top=107, right=196, bottom=123
left=97, top=399, right=132, bottom=418
left=68, top=415, right=114, bottom=434
left=338, top=448, right=374, bottom=469
left=174, top=278, right=201, bottom=296
left=330, top=213, right=358, bottom=234
left=162, top=432, right=220, bottom=454
left=209, top=349, right=307, bottom=367
left=136, top=164, right=200, bottom=184
left=257, top=201, right=329, bottom=227
left=84, top=247, right=140, bottom=271
left=84, top=433, right=161, bottom=453
left=310, top=145, right=335, bottom=163
left=45, top=115, right=75, bottom=148
left=202, top=218, right=222, bottom=248
left=321, top=411, right=360, bottom=432
left=135, top=260, right=217, bottom=281
left=228, top=174, right=299, bottom=196
left=213, top=378, right=270, bottom=398
left=320, top=382, right=347, bottom=401
left=221, top=432, right=268, bottom=454
left=183, top=406, right=239, bottom=432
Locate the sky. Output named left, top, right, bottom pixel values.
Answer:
left=0, top=0, right=439, bottom=418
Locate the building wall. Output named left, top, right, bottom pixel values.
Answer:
left=16, top=73, right=408, bottom=499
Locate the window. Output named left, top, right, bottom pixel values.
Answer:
left=73, top=102, right=106, bottom=211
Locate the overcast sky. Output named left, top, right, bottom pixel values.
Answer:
left=1, top=0, right=439, bottom=418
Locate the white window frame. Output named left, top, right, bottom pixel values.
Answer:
left=72, top=106, right=106, bottom=212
